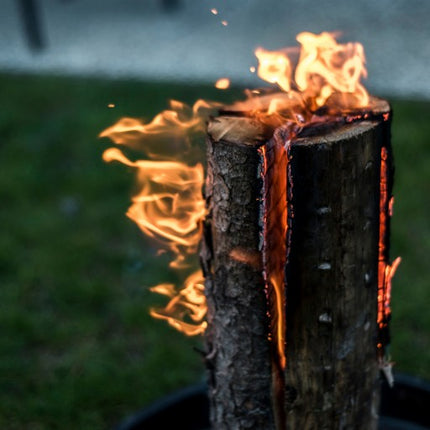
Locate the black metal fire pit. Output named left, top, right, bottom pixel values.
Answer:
left=116, top=373, right=430, bottom=430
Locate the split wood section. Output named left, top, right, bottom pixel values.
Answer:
left=201, top=113, right=391, bottom=429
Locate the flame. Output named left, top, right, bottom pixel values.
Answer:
left=270, top=276, right=286, bottom=370
left=295, top=32, right=369, bottom=107
left=215, top=78, right=230, bottom=90
left=102, top=148, right=206, bottom=268
left=255, top=47, right=292, bottom=93
left=254, top=31, right=369, bottom=112
left=150, top=270, right=207, bottom=336
left=99, top=100, right=216, bottom=160
left=100, top=100, right=213, bottom=335
left=102, top=32, right=383, bottom=343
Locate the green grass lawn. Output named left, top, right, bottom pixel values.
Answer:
left=0, top=73, right=428, bottom=429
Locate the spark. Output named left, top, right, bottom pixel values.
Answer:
left=215, top=78, right=230, bottom=89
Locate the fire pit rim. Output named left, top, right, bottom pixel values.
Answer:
left=115, top=372, right=430, bottom=430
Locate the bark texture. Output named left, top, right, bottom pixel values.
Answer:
left=203, top=113, right=390, bottom=430
left=202, top=117, right=276, bottom=430
left=285, top=121, right=385, bottom=429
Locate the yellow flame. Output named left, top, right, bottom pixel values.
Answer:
left=103, top=148, right=206, bottom=268
left=295, top=32, right=369, bottom=107
left=255, top=47, right=292, bottom=92
left=102, top=32, right=375, bottom=339
left=100, top=101, right=212, bottom=335
left=254, top=31, right=370, bottom=110
left=99, top=100, right=217, bottom=161
left=150, top=270, right=207, bottom=336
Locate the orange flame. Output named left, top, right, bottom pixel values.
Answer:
left=255, top=47, right=292, bottom=93
left=150, top=270, right=207, bottom=336
left=215, top=78, right=230, bottom=89
left=99, top=100, right=215, bottom=160
left=254, top=31, right=369, bottom=111
left=102, top=148, right=206, bottom=268
left=100, top=100, right=213, bottom=335
left=270, top=276, right=286, bottom=369
left=102, top=32, right=384, bottom=343
left=295, top=32, right=368, bottom=107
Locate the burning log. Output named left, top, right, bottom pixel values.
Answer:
left=101, top=30, right=401, bottom=430
left=201, top=101, right=392, bottom=429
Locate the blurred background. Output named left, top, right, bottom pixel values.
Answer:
left=0, top=0, right=429, bottom=428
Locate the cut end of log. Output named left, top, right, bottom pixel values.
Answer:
left=294, top=120, right=381, bottom=146
left=207, top=116, right=275, bottom=147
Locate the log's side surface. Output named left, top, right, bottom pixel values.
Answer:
left=202, top=117, right=276, bottom=430
left=284, top=121, right=385, bottom=429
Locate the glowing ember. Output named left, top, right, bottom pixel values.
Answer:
left=210, top=8, right=218, bottom=15
left=260, top=141, right=289, bottom=371
left=215, top=78, right=230, bottom=89
left=269, top=276, right=286, bottom=369
left=107, top=103, right=115, bottom=108
left=377, top=146, right=401, bottom=356
left=221, top=20, right=228, bottom=26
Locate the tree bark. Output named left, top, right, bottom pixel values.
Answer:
left=202, top=111, right=391, bottom=430
left=201, top=116, right=276, bottom=430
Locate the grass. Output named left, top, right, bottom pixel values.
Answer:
left=0, top=73, right=428, bottom=429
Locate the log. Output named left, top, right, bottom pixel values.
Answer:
left=201, top=117, right=276, bottom=429
left=201, top=110, right=391, bottom=430
left=284, top=121, right=385, bottom=429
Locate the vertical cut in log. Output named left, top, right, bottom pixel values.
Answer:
left=377, top=115, right=400, bottom=363
left=202, top=109, right=391, bottom=430
left=261, top=129, right=289, bottom=430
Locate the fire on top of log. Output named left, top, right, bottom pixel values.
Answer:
left=101, top=30, right=401, bottom=429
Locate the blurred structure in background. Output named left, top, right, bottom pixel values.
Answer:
left=1, top=0, right=429, bottom=98
left=17, top=0, right=46, bottom=50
